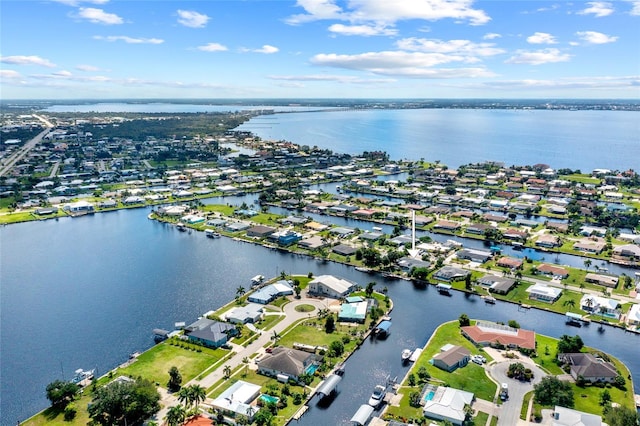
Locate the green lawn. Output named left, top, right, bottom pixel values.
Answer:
left=21, top=392, right=94, bottom=426
left=530, top=334, right=564, bottom=375
left=256, top=314, right=286, bottom=331
left=117, top=340, right=226, bottom=384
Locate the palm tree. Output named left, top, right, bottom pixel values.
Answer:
left=584, top=259, right=592, bottom=271
left=189, top=384, right=206, bottom=410
left=223, top=365, right=232, bottom=379
left=236, top=286, right=246, bottom=298
left=166, top=404, right=186, bottom=426
left=177, top=386, right=193, bottom=408
left=242, top=356, right=250, bottom=376
left=563, top=299, right=576, bottom=309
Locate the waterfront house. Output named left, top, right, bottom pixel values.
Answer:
left=338, top=296, right=368, bottom=323
left=478, top=275, right=516, bottom=295
left=536, top=264, right=569, bottom=279
left=397, top=257, right=431, bottom=272
left=551, top=406, right=603, bottom=426
left=432, top=345, right=470, bottom=372
left=573, top=238, right=606, bottom=254
left=257, top=347, right=322, bottom=383
left=63, top=200, right=95, bottom=213
left=496, top=256, right=523, bottom=270
left=465, top=223, right=490, bottom=235
left=579, top=295, right=620, bottom=319
left=626, top=304, right=640, bottom=327
left=298, top=235, right=327, bottom=250
left=332, top=244, right=357, bottom=257
left=456, top=248, right=492, bottom=263
left=422, top=386, right=475, bottom=426
left=225, top=221, right=251, bottom=232
left=183, top=318, right=237, bottom=348
left=557, top=353, right=618, bottom=384
left=248, top=281, right=294, bottom=304
left=433, top=220, right=462, bottom=232
left=526, top=283, right=562, bottom=303
left=225, top=303, right=264, bottom=324
left=433, top=266, right=469, bottom=282
left=612, top=244, right=640, bottom=260
left=584, top=273, right=619, bottom=288
left=211, top=380, right=261, bottom=421
left=308, top=275, right=357, bottom=299
left=535, top=234, right=561, bottom=248
left=246, top=225, right=276, bottom=238
left=461, top=321, right=536, bottom=350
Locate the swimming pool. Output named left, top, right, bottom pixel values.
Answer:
left=260, top=394, right=280, bottom=404
left=423, top=391, right=435, bottom=401
left=305, top=364, right=319, bottom=375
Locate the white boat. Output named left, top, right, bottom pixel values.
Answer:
left=205, top=229, right=221, bottom=238
left=483, top=295, right=496, bottom=304
left=71, top=368, right=95, bottom=386
left=368, top=385, right=386, bottom=408
left=401, top=348, right=413, bottom=362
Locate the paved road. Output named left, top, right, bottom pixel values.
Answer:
left=0, top=115, right=54, bottom=177
left=150, top=295, right=330, bottom=423
left=484, top=349, right=546, bottom=426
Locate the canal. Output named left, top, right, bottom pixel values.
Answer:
left=1, top=207, right=638, bottom=425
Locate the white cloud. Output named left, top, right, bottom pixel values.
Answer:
left=52, top=70, right=73, bottom=77
left=268, top=74, right=395, bottom=84
left=505, top=48, right=571, bottom=65
left=396, top=38, right=505, bottom=57
left=628, top=0, right=640, bottom=15
left=328, top=24, right=397, bottom=36
left=483, top=33, right=501, bottom=40
left=76, top=7, right=123, bottom=24
left=243, top=45, right=279, bottom=54
left=466, top=76, right=640, bottom=91
left=0, top=55, right=56, bottom=67
left=0, top=70, right=23, bottom=80
left=52, top=0, right=109, bottom=5
left=310, top=51, right=496, bottom=78
left=575, top=31, right=618, bottom=44
left=526, top=32, right=557, bottom=44
left=287, top=0, right=490, bottom=27
left=76, top=64, right=100, bottom=72
left=286, top=0, right=345, bottom=24
left=578, top=2, right=614, bottom=17
left=176, top=10, right=210, bottom=28
left=93, top=35, right=164, bottom=44
left=197, top=43, right=228, bottom=52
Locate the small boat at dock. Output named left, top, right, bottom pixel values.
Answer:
left=71, top=368, right=95, bottom=386
left=205, top=229, right=221, bottom=238
left=483, top=295, right=496, bottom=304
left=373, top=320, right=392, bottom=338
left=401, top=348, right=412, bottom=363
left=368, top=385, right=386, bottom=408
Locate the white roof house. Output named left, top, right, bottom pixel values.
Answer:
left=225, top=303, right=264, bottom=324
left=626, top=303, right=640, bottom=326
left=423, top=386, right=474, bottom=426
left=552, top=406, right=602, bottom=426
left=580, top=294, right=621, bottom=319
left=526, top=283, right=562, bottom=303
left=211, top=380, right=261, bottom=420
left=308, top=275, right=357, bottom=299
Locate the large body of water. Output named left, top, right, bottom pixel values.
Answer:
left=237, top=108, right=639, bottom=170
left=1, top=207, right=639, bottom=425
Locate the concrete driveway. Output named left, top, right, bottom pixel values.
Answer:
left=485, top=350, right=547, bottom=426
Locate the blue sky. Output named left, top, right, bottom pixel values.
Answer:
left=1, top=0, right=639, bottom=99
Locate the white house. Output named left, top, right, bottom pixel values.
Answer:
left=211, top=380, right=261, bottom=421
left=63, top=200, right=94, bottom=213
left=225, top=303, right=264, bottom=324
left=552, top=406, right=602, bottom=426
left=308, top=275, right=357, bottom=299
left=580, top=294, right=621, bottom=319
left=626, top=304, right=640, bottom=327
left=526, top=283, right=562, bottom=303
left=422, top=386, right=474, bottom=426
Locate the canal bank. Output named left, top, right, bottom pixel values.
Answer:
left=1, top=207, right=639, bottom=425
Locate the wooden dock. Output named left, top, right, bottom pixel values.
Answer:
left=292, top=405, right=309, bottom=421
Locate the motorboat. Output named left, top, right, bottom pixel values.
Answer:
left=401, top=349, right=413, bottom=362
left=368, top=385, right=386, bottom=408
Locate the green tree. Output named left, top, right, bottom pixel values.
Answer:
left=223, top=365, right=232, bottom=379
left=165, top=404, right=186, bottom=426
left=177, top=386, right=192, bottom=407
left=584, top=259, right=592, bottom=271
left=557, top=334, right=584, bottom=354
left=409, top=391, right=421, bottom=407
left=533, top=376, right=574, bottom=408
left=329, top=340, right=344, bottom=357
left=253, top=408, right=274, bottom=426
left=603, top=405, right=639, bottom=426
left=459, top=313, right=470, bottom=327
left=324, top=315, right=336, bottom=333
left=294, top=284, right=301, bottom=299
left=88, top=377, right=161, bottom=426
left=236, top=285, right=246, bottom=298
left=168, top=366, right=182, bottom=391
left=45, top=380, right=79, bottom=408
left=465, top=274, right=473, bottom=291
left=365, top=281, right=376, bottom=297
left=600, top=389, right=612, bottom=407
left=508, top=320, right=521, bottom=329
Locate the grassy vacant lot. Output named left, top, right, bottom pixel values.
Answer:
left=386, top=321, right=497, bottom=422
left=117, top=340, right=226, bottom=385
left=277, top=319, right=366, bottom=352
left=22, top=392, right=93, bottom=426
